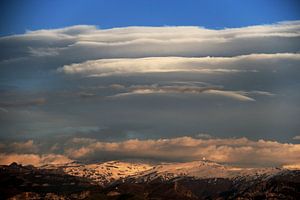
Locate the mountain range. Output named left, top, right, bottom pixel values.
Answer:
left=1, top=160, right=299, bottom=199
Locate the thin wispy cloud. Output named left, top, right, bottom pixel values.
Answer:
left=0, top=98, right=46, bottom=107
left=58, top=54, right=299, bottom=77
left=107, top=85, right=263, bottom=102
left=293, top=136, right=300, bottom=140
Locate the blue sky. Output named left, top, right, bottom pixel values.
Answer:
left=1, top=0, right=300, bottom=35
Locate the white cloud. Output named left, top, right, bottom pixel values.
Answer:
left=108, top=85, right=260, bottom=101
left=58, top=53, right=300, bottom=77
left=203, top=90, right=255, bottom=101
left=1, top=21, right=300, bottom=62
left=28, top=47, right=59, bottom=57
left=195, top=133, right=213, bottom=139
left=293, top=135, right=300, bottom=140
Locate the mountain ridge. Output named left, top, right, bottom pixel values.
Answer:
left=1, top=160, right=299, bottom=199
left=40, top=160, right=287, bottom=186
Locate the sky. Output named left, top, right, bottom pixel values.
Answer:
left=1, top=0, right=300, bottom=35
left=0, top=0, right=300, bottom=168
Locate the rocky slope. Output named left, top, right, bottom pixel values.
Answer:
left=1, top=161, right=299, bottom=199
left=0, top=162, right=103, bottom=199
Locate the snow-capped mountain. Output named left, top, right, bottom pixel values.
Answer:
left=42, top=160, right=152, bottom=185
left=126, top=160, right=284, bottom=183
left=2, top=161, right=299, bottom=199
left=41, top=160, right=285, bottom=186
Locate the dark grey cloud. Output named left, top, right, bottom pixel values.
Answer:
left=0, top=98, right=46, bottom=107
left=78, top=92, right=97, bottom=98
left=0, top=21, right=300, bottom=167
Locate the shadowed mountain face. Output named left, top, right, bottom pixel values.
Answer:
left=1, top=161, right=300, bottom=200
left=0, top=163, right=103, bottom=199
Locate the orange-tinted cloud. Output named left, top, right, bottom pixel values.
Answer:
left=0, top=153, right=72, bottom=166
left=65, top=136, right=300, bottom=167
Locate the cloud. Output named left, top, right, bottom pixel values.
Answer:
left=107, top=84, right=273, bottom=101
left=71, top=137, right=97, bottom=144
left=58, top=53, right=300, bottom=77
left=0, top=140, right=39, bottom=154
left=28, top=47, right=60, bottom=57
left=9, top=140, right=39, bottom=153
left=0, top=98, right=46, bottom=107
left=0, top=107, right=8, bottom=112
left=2, top=21, right=300, bottom=62
left=64, top=136, right=300, bottom=167
left=0, top=21, right=300, bottom=165
left=40, top=126, right=102, bottom=135
left=109, top=84, right=126, bottom=89
left=78, top=92, right=97, bottom=98
left=0, top=136, right=299, bottom=168
left=293, top=136, right=300, bottom=140
left=195, top=133, right=213, bottom=139
left=0, top=153, right=72, bottom=166
left=282, top=163, right=300, bottom=170
left=203, top=90, right=255, bottom=101
left=110, top=85, right=221, bottom=96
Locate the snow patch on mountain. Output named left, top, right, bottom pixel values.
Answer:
left=43, top=161, right=153, bottom=185
left=127, top=160, right=283, bottom=183
left=42, top=160, right=285, bottom=186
